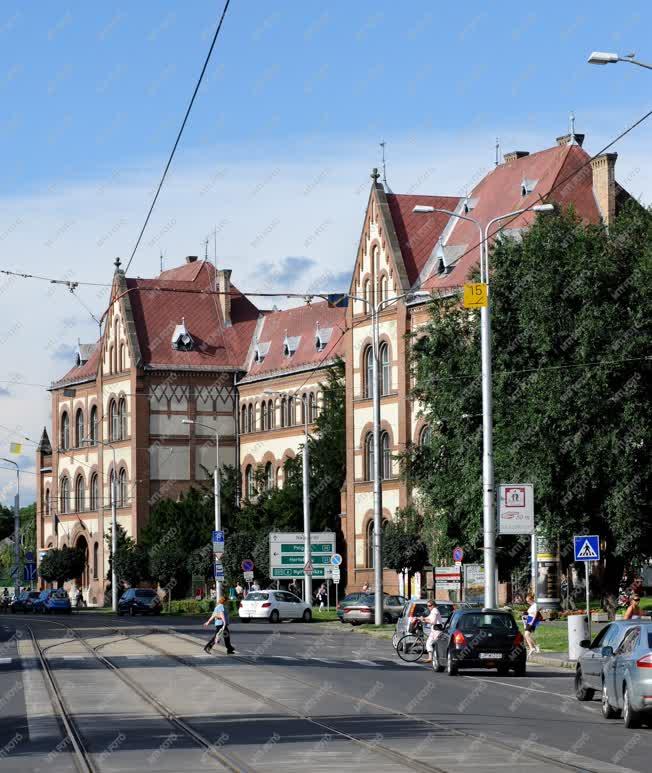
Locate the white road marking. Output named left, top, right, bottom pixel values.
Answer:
left=308, top=657, right=336, bottom=664
left=0, top=657, right=12, bottom=664
left=461, top=674, right=599, bottom=711
left=352, top=659, right=380, bottom=667
left=272, top=655, right=297, bottom=660
left=61, top=655, right=83, bottom=660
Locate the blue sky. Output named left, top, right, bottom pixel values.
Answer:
left=1, top=1, right=651, bottom=504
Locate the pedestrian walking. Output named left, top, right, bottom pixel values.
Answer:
left=203, top=595, right=235, bottom=654
left=315, top=583, right=327, bottom=611
left=288, top=581, right=299, bottom=597
left=235, top=582, right=244, bottom=599
left=420, top=600, right=443, bottom=664
left=624, top=594, right=643, bottom=620
left=251, top=580, right=260, bottom=592
left=524, top=593, right=541, bottom=656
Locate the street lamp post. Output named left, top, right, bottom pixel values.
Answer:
left=1, top=458, right=20, bottom=597
left=588, top=51, right=652, bottom=70
left=183, top=419, right=222, bottom=598
left=82, top=436, right=117, bottom=611
left=413, top=203, right=553, bottom=607
left=264, top=390, right=312, bottom=604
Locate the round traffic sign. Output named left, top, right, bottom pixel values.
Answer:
left=330, top=553, right=342, bottom=566
left=241, top=559, right=254, bottom=572
left=452, top=546, right=464, bottom=562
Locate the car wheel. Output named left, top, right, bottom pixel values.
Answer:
left=497, top=665, right=509, bottom=676
left=269, top=610, right=280, bottom=624
left=601, top=682, right=619, bottom=719
left=623, top=685, right=640, bottom=729
left=446, top=650, right=458, bottom=676
left=382, top=612, right=392, bottom=624
left=512, top=661, right=526, bottom=677
left=129, top=606, right=136, bottom=617
left=433, top=654, right=445, bottom=673
left=575, top=668, right=595, bottom=701
left=302, top=609, right=312, bottom=623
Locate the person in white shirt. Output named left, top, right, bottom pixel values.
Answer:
left=524, top=593, right=541, bottom=655
left=420, top=600, right=443, bottom=663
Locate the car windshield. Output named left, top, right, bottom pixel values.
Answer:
left=53, top=590, right=68, bottom=599
left=458, top=613, right=516, bottom=632
left=246, top=592, right=268, bottom=601
left=135, top=590, right=156, bottom=598
left=29, top=592, right=40, bottom=599
left=648, top=632, right=652, bottom=648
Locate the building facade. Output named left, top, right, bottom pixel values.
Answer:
left=36, top=133, right=631, bottom=601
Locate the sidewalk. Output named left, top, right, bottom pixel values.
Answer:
left=529, top=650, right=576, bottom=670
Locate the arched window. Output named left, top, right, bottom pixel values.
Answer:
left=90, top=406, right=98, bottom=444
left=419, top=425, right=432, bottom=446
left=379, top=274, right=388, bottom=303
left=60, top=412, right=70, bottom=451
left=60, top=477, right=70, bottom=514
left=280, top=397, right=287, bottom=428
left=364, top=346, right=374, bottom=398
left=248, top=403, right=254, bottom=433
left=118, top=468, right=127, bottom=507
left=108, top=470, right=115, bottom=506
left=241, top=404, right=247, bottom=434
left=261, top=401, right=267, bottom=431
left=363, top=278, right=370, bottom=306
left=300, top=394, right=307, bottom=425
left=381, top=431, right=391, bottom=480
left=308, top=392, right=316, bottom=422
left=288, top=396, right=295, bottom=426
left=365, top=432, right=375, bottom=481
left=245, top=465, right=254, bottom=498
left=93, top=542, right=99, bottom=579
left=108, top=345, right=114, bottom=375
left=74, top=475, right=85, bottom=512
left=109, top=400, right=118, bottom=441
left=366, top=520, right=375, bottom=568
left=90, top=473, right=99, bottom=510
left=119, top=343, right=125, bottom=372
left=118, top=398, right=127, bottom=439
left=380, top=342, right=391, bottom=395
left=74, top=408, right=84, bottom=447
left=265, top=461, right=274, bottom=490
left=268, top=400, right=274, bottom=429
left=44, top=488, right=51, bottom=516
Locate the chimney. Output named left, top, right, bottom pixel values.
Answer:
left=503, top=150, right=529, bottom=163
left=216, top=269, right=232, bottom=326
left=590, top=153, right=618, bottom=226
left=185, top=255, right=198, bottom=263
left=556, top=133, right=585, bottom=147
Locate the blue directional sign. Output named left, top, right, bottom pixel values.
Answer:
left=214, top=562, right=225, bottom=579
left=212, top=530, right=225, bottom=550
left=23, top=563, right=37, bottom=582
left=574, top=535, right=600, bottom=562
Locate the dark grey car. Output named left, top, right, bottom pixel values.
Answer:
left=575, top=621, right=639, bottom=700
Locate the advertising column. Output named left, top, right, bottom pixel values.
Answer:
left=535, top=533, right=561, bottom=610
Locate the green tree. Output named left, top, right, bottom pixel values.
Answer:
left=221, top=532, right=257, bottom=585
left=403, top=204, right=651, bottom=591
left=149, top=542, right=186, bottom=598
left=382, top=506, right=429, bottom=577
left=39, top=546, right=86, bottom=586
left=186, top=544, right=213, bottom=582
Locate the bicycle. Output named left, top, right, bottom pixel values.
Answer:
left=396, top=621, right=427, bottom=663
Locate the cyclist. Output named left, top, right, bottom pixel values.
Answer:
left=420, top=600, right=443, bottom=664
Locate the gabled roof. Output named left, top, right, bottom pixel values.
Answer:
left=386, top=193, right=461, bottom=285
left=52, top=341, right=101, bottom=388
left=241, top=301, right=345, bottom=382
left=421, top=143, right=602, bottom=290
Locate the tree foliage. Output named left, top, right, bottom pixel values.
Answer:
left=402, top=204, right=651, bottom=589
left=382, top=506, right=429, bottom=575
left=39, top=545, right=86, bottom=586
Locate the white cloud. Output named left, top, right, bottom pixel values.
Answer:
left=1, top=122, right=650, bottom=505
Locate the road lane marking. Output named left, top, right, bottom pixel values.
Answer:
left=0, top=657, right=12, bottom=664
left=352, top=659, right=380, bottom=667
left=460, top=674, right=600, bottom=712
left=308, top=657, right=336, bottom=664
left=61, top=655, right=83, bottom=660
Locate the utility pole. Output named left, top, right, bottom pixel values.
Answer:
left=302, top=394, right=312, bottom=605
left=1, top=458, right=20, bottom=596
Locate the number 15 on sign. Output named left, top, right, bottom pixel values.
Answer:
left=463, top=283, right=488, bottom=308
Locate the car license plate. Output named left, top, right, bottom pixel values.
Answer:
left=480, top=653, right=502, bottom=659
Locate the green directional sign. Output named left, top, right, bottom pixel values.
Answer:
left=278, top=554, right=331, bottom=566
left=280, top=543, right=333, bottom=553
left=272, top=567, right=328, bottom=578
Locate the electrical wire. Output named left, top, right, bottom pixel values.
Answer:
left=124, top=0, right=231, bottom=274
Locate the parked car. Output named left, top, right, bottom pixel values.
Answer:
left=600, top=621, right=652, bottom=728
left=117, top=588, right=162, bottom=616
left=392, top=600, right=455, bottom=647
left=239, top=590, right=312, bottom=623
left=33, top=589, right=72, bottom=614
left=433, top=608, right=526, bottom=675
left=10, top=591, right=41, bottom=613
left=339, top=594, right=406, bottom=625
left=575, top=621, right=639, bottom=702
left=336, top=592, right=367, bottom=622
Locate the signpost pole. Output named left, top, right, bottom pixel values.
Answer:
left=585, top=561, right=591, bottom=641
left=531, top=532, right=537, bottom=597
left=214, top=432, right=223, bottom=600
left=302, top=398, right=312, bottom=605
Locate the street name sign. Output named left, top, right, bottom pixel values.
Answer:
left=269, top=532, right=335, bottom=579
left=497, top=483, right=534, bottom=534
left=574, top=535, right=600, bottom=562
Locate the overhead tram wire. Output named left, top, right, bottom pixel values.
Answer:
left=123, top=0, right=231, bottom=275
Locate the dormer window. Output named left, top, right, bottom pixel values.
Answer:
left=463, top=197, right=478, bottom=213
left=171, top=318, right=194, bottom=351
left=254, top=341, right=270, bottom=363
left=314, top=322, right=333, bottom=352
left=520, top=178, right=538, bottom=197
left=283, top=332, right=300, bottom=358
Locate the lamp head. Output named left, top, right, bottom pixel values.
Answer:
left=532, top=203, right=554, bottom=213
left=181, top=419, right=194, bottom=425
left=588, top=51, right=619, bottom=65
left=413, top=205, right=435, bottom=214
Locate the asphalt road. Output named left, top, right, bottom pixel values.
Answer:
left=0, top=611, right=649, bottom=772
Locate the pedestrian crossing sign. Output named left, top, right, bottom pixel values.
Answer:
left=573, top=535, right=600, bottom=562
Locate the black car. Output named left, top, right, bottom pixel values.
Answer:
left=11, top=591, right=42, bottom=613
left=117, top=588, right=162, bottom=616
left=433, top=608, right=526, bottom=676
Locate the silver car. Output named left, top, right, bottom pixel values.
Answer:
left=575, top=621, right=638, bottom=701
left=601, top=621, right=652, bottom=728
left=341, top=594, right=406, bottom=625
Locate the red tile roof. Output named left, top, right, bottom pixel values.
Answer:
left=242, top=301, right=346, bottom=381
left=421, top=144, right=602, bottom=290
left=386, top=194, right=461, bottom=285
left=52, top=342, right=101, bottom=387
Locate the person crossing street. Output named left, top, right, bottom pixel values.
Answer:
left=203, top=595, right=235, bottom=654
left=420, top=600, right=443, bottom=664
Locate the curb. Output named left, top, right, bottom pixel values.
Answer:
left=529, top=653, right=576, bottom=670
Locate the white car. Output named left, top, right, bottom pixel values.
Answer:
left=238, top=590, right=312, bottom=623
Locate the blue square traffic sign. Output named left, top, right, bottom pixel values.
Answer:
left=573, top=535, right=600, bottom=562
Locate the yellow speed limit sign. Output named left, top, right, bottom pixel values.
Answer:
left=463, top=282, right=488, bottom=308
